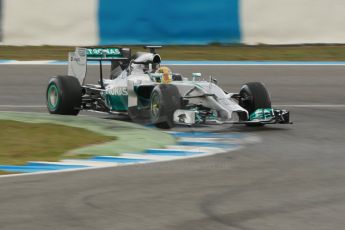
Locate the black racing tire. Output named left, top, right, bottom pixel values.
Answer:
left=239, top=82, right=271, bottom=126
left=46, top=75, right=82, bottom=115
left=150, top=84, right=181, bottom=129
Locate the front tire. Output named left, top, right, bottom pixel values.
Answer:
left=239, top=82, right=271, bottom=126
left=46, top=75, right=82, bottom=115
left=150, top=84, right=181, bottom=129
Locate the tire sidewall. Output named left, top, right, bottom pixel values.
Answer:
left=240, top=82, right=271, bottom=115
left=150, top=84, right=181, bottom=129
left=150, top=89, right=162, bottom=124
left=47, top=78, right=63, bottom=114
left=46, top=76, right=81, bottom=115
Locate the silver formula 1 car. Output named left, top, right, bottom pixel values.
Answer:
left=46, top=46, right=291, bottom=129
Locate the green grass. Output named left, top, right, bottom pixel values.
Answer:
left=0, top=171, right=17, bottom=175
left=1, top=45, right=345, bottom=61
left=0, top=120, right=115, bottom=166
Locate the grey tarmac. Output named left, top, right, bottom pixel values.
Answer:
left=0, top=64, right=344, bottom=230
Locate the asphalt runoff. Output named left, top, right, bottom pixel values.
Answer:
left=0, top=64, right=344, bottom=230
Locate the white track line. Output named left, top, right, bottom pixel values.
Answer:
left=274, top=104, right=345, bottom=108
left=166, top=145, right=228, bottom=153
left=0, top=105, right=45, bottom=108
left=179, top=137, right=242, bottom=143
left=165, top=64, right=345, bottom=66
left=120, top=153, right=181, bottom=161
left=0, top=147, right=241, bottom=179
left=1, top=104, right=345, bottom=108
left=60, top=160, right=119, bottom=167
left=2, top=61, right=345, bottom=66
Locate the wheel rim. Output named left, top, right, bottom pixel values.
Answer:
left=47, top=84, right=59, bottom=110
left=151, top=92, right=160, bottom=119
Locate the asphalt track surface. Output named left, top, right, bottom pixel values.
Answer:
left=0, top=65, right=345, bottom=230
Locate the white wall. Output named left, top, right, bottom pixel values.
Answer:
left=3, top=0, right=98, bottom=45
left=241, top=0, right=345, bottom=44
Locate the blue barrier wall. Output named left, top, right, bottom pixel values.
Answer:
left=98, top=0, right=241, bottom=45
left=5, top=0, right=344, bottom=45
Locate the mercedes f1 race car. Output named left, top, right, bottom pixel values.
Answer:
left=46, top=46, right=291, bottom=129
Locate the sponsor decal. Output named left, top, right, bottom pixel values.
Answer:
left=71, top=56, right=80, bottom=62
left=87, top=48, right=121, bottom=57
left=107, top=87, right=128, bottom=96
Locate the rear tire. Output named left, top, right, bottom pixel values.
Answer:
left=46, top=75, right=82, bottom=115
left=150, top=84, right=181, bottom=129
left=239, top=82, right=271, bottom=126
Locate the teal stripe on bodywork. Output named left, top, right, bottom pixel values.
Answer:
left=106, top=95, right=128, bottom=111
left=249, top=108, right=274, bottom=121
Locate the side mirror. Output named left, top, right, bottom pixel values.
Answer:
left=192, top=72, right=201, bottom=81
left=209, top=76, right=218, bottom=85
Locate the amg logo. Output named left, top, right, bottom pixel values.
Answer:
left=107, top=87, right=128, bottom=96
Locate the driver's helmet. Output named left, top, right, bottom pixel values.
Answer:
left=157, top=66, right=172, bottom=84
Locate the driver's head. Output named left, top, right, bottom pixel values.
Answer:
left=157, top=66, right=172, bottom=84
left=157, top=66, right=172, bottom=74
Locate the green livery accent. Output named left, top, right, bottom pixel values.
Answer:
left=86, top=48, right=122, bottom=58
left=194, top=109, right=217, bottom=123
left=106, top=95, right=128, bottom=111
left=193, top=83, right=204, bottom=89
left=47, top=84, right=59, bottom=111
left=150, top=73, right=163, bottom=82
left=249, top=108, right=274, bottom=121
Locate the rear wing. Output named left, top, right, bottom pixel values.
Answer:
left=68, top=47, right=131, bottom=85
left=85, top=47, right=130, bottom=61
